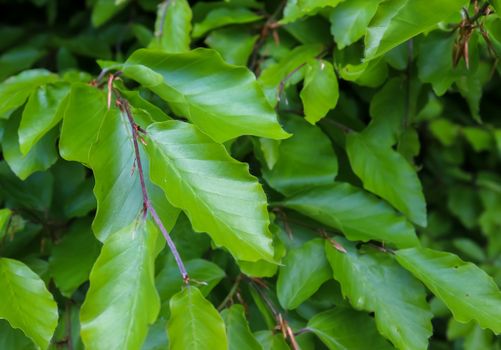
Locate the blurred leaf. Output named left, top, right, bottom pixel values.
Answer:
left=206, top=28, right=259, bottom=66
left=282, top=0, right=343, bottom=24
left=151, top=0, right=192, bottom=53
left=193, top=7, right=262, bottom=38
left=221, top=304, right=262, bottom=350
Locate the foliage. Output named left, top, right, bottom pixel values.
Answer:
left=1, top=0, right=501, bottom=349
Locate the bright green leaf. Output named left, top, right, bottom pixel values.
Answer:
left=151, top=0, right=192, bottom=53
left=123, top=48, right=289, bottom=142
left=277, top=238, right=331, bottom=310
left=91, top=0, right=130, bottom=27
left=308, top=308, right=393, bottom=350
left=80, top=219, right=160, bottom=350
left=283, top=183, right=419, bottom=248
left=168, top=286, right=227, bottom=350
left=396, top=247, right=501, bottom=333
left=300, top=59, right=339, bottom=124
left=0, top=258, right=58, bottom=350
left=193, top=7, right=262, bottom=38
left=206, top=28, right=259, bottom=66
left=0, top=208, right=12, bottom=239
left=346, top=132, right=427, bottom=226
left=325, top=240, right=433, bottom=350
left=221, top=304, right=262, bottom=350
left=282, top=0, right=343, bottom=24
left=146, top=121, right=275, bottom=262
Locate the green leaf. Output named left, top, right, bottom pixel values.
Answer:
left=91, top=0, right=130, bottom=27
left=18, top=83, right=69, bottom=155
left=0, top=47, right=46, bottom=81
left=80, top=219, right=160, bottom=350
left=325, top=240, right=433, bottom=350
left=221, top=304, right=262, bottom=350
left=0, top=257, right=58, bottom=350
left=2, top=110, right=58, bottom=180
left=281, top=0, right=343, bottom=24
left=396, top=247, right=501, bottom=333
left=300, top=59, right=339, bottom=124
left=259, top=44, right=324, bottom=105
left=146, top=121, right=275, bottom=262
left=254, top=330, right=290, bottom=350
left=151, top=0, right=192, bottom=53
left=365, top=0, right=466, bottom=59
left=277, top=238, right=331, bottom=310
left=282, top=183, right=419, bottom=248
left=346, top=132, right=427, bottom=226
left=156, top=259, right=225, bottom=313
left=261, top=115, right=337, bottom=196
left=308, top=308, right=393, bottom=350
left=0, top=319, right=36, bottom=350
left=329, top=0, right=382, bottom=49
left=59, top=83, right=107, bottom=165
left=417, top=31, right=458, bottom=96
left=89, top=107, right=179, bottom=242
left=168, top=286, right=227, bottom=350
left=0, top=69, right=58, bottom=119
left=193, top=7, right=262, bottom=38
left=123, top=48, right=289, bottom=142
left=48, top=218, right=101, bottom=297
left=0, top=208, right=12, bottom=239
left=206, top=28, right=259, bottom=66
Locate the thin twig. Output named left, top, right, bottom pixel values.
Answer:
left=217, top=274, right=243, bottom=310
left=117, top=94, right=189, bottom=284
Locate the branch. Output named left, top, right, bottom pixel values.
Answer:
left=117, top=94, right=189, bottom=284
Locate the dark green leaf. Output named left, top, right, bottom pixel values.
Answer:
left=193, top=7, right=262, bottom=38
left=221, top=304, right=262, bottom=350
left=206, top=28, right=259, bottom=66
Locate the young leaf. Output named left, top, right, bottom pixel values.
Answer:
left=329, top=0, right=382, bottom=49
left=80, top=219, right=160, bottom=350
left=346, top=132, right=427, bottom=226
left=205, top=28, right=259, bottom=66
left=2, top=110, right=58, bottom=180
left=282, top=183, right=419, bottom=248
left=300, top=59, right=339, bottom=124
left=168, top=286, right=228, bottom=350
left=221, top=304, right=262, bottom=350
left=151, top=0, right=192, bottom=53
left=261, top=115, right=338, bottom=195
left=193, top=7, right=262, bottom=38
left=59, top=83, right=107, bottom=165
left=325, top=239, right=433, bottom=350
left=18, top=83, right=70, bottom=155
left=48, top=218, right=101, bottom=298
left=277, top=238, right=332, bottom=310
left=122, top=48, right=289, bottom=142
left=0, top=69, right=58, bottom=119
left=308, top=308, right=393, bottom=350
left=281, top=0, right=343, bottom=24
left=365, top=0, right=466, bottom=59
left=0, top=257, right=58, bottom=350
left=145, top=120, right=275, bottom=262
left=396, top=247, right=501, bottom=333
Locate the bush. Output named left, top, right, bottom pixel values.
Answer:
left=1, top=0, right=501, bottom=349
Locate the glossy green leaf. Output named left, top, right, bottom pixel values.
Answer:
left=80, top=219, right=160, bottom=350
left=122, top=48, right=289, bottom=142
left=396, top=247, right=501, bottom=333
left=18, top=83, right=69, bottom=155
left=146, top=121, right=275, bottom=262
left=365, top=0, right=466, bottom=59
left=193, top=7, right=262, bottom=38
left=277, top=239, right=331, bottom=310
left=89, top=107, right=179, bottom=242
left=48, top=218, right=101, bottom=297
left=0, top=257, right=58, bottom=350
left=151, top=0, right=192, bottom=53
left=329, top=0, right=382, bottom=49
left=282, top=183, right=419, bottom=248
left=206, top=28, right=259, bottom=66
left=0, top=69, right=58, bottom=119
left=221, top=304, right=262, bottom=350
left=308, top=308, right=393, bottom=350
left=168, top=286, right=227, bottom=350
left=259, top=44, right=324, bottom=105
left=282, top=0, right=343, bottom=24
left=325, top=240, right=433, bottom=350
left=2, top=110, right=58, bottom=180
left=262, top=115, right=337, bottom=195
left=59, top=83, right=107, bottom=165
left=300, top=59, right=339, bottom=124
left=346, top=132, right=427, bottom=226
